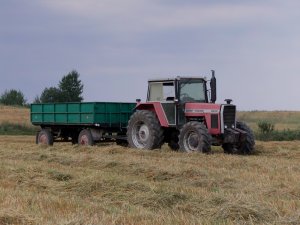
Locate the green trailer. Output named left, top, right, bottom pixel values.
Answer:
left=31, top=102, right=136, bottom=145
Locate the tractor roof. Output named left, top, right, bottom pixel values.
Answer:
left=148, top=76, right=207, bottom=82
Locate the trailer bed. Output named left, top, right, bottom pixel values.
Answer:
left=31, top=102, right=136, bottom=128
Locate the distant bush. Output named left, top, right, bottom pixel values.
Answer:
left=255, top=129, right=300, bottom=141
left=257, top=121, right=274, bottom=134
left=0, top=122, right=37, bottom=135
left=255, top=120, right=300, bottom=141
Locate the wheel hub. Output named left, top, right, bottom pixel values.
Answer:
left=132, top=122, right=150, bottom=148
left=138, top=124, right=150, bottom=142
left=39, top=134, right=48, bottom=145
left=184, top=131, right=199, bottom=151
left=80, top=135, right=89, bottom=145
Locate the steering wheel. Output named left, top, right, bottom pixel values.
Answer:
left=180, top=93, right=195, bottom=102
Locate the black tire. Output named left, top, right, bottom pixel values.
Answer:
left=116, top=139, right=129, bottom=147
left=168, top=130, right=179, bottom=151
left=71, top=135, right=78, bottom=145
left=70, top=132, right=79, bottom=145
left=37, top=129, right=54, bottom=146
left=78, top=129, right=94, bottom=146
left=178, top=121, right=211, bottom=153
left=222, top=121, right=255, bottom=155
left=127, top=110, right=164, bottom=150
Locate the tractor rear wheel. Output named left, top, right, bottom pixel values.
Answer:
left=78, top=129, right=94, bottom=146
left=37, top=129, right=54, bottom=146
left=179, top=122, right=211, bottom=153
left=127, top=110, right=163, bottom=150
left=222, top=121, right=255, bottom=154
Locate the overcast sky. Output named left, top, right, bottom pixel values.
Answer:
left=1, top=0, right=300, bottom=110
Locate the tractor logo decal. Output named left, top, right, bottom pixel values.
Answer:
left=185, top=109, right=220, bottom=114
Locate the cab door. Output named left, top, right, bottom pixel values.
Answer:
left=148, top=81, right=177, bottom=126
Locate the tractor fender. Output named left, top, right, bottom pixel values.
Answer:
left=135, top=102, right=169, bottom=127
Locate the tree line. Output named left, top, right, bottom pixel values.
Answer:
left=0, top=70, right=84, bottom=106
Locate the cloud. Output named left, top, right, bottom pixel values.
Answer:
left=36, top=0, right=276, bottom=32
left=1, top=0, right=300, bottom=109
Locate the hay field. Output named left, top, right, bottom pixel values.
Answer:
left=238, top=111, right=300, bottom=131
left=0, top=136, right=299, bottom=224
left=0, top=106, right=300, bottom=224
left=0, top=105, right=31, bottom=126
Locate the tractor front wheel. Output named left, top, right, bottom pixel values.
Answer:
left=127, top=110, right=163, bottom=150
left=179, top=122, right=211, bottom=153
left=222, top=121, right=255, bottom=154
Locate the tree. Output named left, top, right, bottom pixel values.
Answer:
left=0, top=89, right=26, bottom=106
left=40, top=87, right=62, bottom=103
left=59, top=70, right=84, bottom=102
left=38, top=70, right=84, bottom=103
left=33, top=95, right=41, bottom=104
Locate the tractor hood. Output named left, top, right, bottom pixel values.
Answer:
left=184, top=103, right=221, bottom=115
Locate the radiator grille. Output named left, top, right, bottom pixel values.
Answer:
left=223, top=105, right=236, bottom=129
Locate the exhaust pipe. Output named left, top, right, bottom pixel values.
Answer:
left=210, top=70, right=217, bottom=103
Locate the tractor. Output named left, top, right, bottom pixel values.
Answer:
left=126, top=71, right=255, bottom=154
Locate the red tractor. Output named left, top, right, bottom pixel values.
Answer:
left=127, top=71, right=255, bottom=154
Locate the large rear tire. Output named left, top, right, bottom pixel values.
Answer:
left=37, top=129, right=54, bottom=146
left=78, top=129, right=94, bottom=146
left=222, top=121, right=255, bottom=154
left=179, top=122, right=211, bottom=153
left=127, top=110, right=163, bottom=150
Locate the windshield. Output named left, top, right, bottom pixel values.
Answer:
left=179, top=79, right=207, bottom=103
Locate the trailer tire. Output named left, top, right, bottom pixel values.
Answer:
left=179, top=122, right=211, bottom=153
left=127, top=110, right=163, bottom=150
left=222, top=121, right=255, bottom=155
left=78, top=129, right=94, bottom=146
left=37, top=129, right=54, bottom=146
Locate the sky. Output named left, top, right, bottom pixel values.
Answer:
left=0, top=0, right=300, bottom=110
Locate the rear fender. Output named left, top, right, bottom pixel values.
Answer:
left=135, top=102, right=169, bottom=127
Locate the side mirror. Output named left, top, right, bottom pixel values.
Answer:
left=210, top=70, right=217, bottom=103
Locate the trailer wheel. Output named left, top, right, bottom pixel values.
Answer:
left=179, top=122, right=211, bottom=153
left=222, top=121, right=255, bottom=155
left=78, top=129, right=94, bottom=146
left=127, top=110, right=163, bottom=150
left=37, top=129, right=54, bottom=146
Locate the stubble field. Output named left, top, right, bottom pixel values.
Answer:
left=0, top=106, right=300, bottom=224
left=0, top=136, right=299, bottom=224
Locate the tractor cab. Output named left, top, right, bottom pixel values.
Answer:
left=145, top=72, right=217, bottom=127
left=147, top=77, right=209, bottom=103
